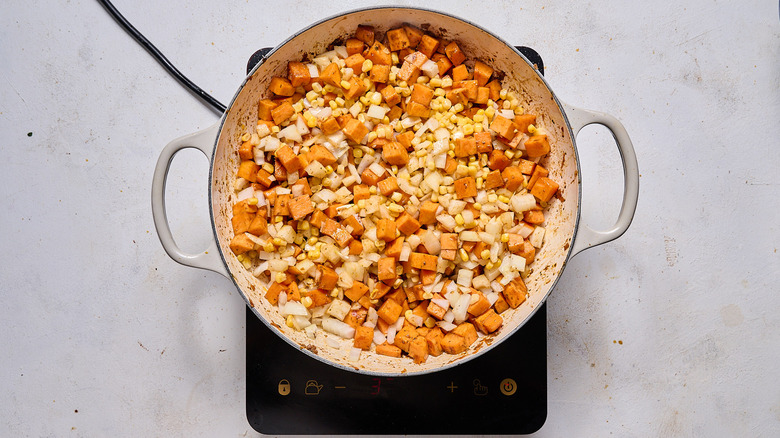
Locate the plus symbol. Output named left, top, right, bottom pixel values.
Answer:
left=447, top=382, right=458, bottom=393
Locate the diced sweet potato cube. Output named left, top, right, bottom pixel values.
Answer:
left=377, top=176, right=399, bottom=196
left=353, top=326, right=373, bottom=350
left=441, top=333, right=467, bottom=354
left=396, top=212, right=420, bottom=236
left=502, top=166, right=524, bottom=192
left=343, top=214, right=364, bottom=237
left=372, top=282, right=392, bottom=301
left=323, top=219, right=353, bottom=247
left=454, top=176, right=477, bottom=199
left=410, top=84, right=434, bottom=107
left=353, top=184, right=370, bottom=201
left=287, top=194, right=313, bottom=221
left=346, top=38, right=364, bottom=55
left=360, top=168, right=384, bottom=186
left=409, top=252, right=438, bottom=270
left=343, top=118, right=369, bottom=144
left=386, top=105, right=403, bottom=122
left=377, top=298, right=403, bottom=324
left=475, top=86, right=490, bottom=105
left=231, top=208, right=254, bottom=234
left=432, top=53, right=452, bottom=76
left=488, top=149, right=511, bottom=171
left=386, top=27, right=410, bottom=51
left=440, top=233, right=458, bottom=251
left=444, top=156, right=458, bottom=174
left=342, top=75, right=367, bottom=100
left=287, top=62, right=311, bottom=88
left=444, top=41, right=466, bottom=65
left=366, top=41, right=392, bottom=65
left=507, top=234, right=524, bottom=253
left=229, top=233, right=255, bottom=255
left=503, top=277, right=528, bottom=308
left=440, top=249, right=456, bottom=261
left=513, top=114, right=537, bottom=134
left=425, top=327, right=444, bottom=356
left=451, top=64, right=469, bottom=82
left=308, top=144, right=337, bottom=167
left=452, top=323, right=478, bottom=347
left=271, top=101, right=295, bottom=125
left=483, top=169, right=504, bottom=190
left=467, top=292, right=491, bottom=317
left=344, top=53, right=366, bottom=71
left=273, top=193, right=291, bottom=217
left=309, top=209, right=327, bottom=228
left=409, top=335, right=429, bottom=364
left=415, top=33, right=439, bottom=57
left=523, top=210, right=545, bottom=225
left=397, top=60, right=420, bottom=84
left=349, top=239, right=363, bottom=256
left=445, top=88, right=468, bottom=107
left=401, top=24, right=423, bottom=47
left=427, top=297, right=448, bottom=320
left=355, top=25, right=375, bottom=45
left=531, top=177, right=559, bottom=202
left=472, top=60, right=493, bottom=87
left=382, top=141, right=410, bottom=166
left=525, top=134, right=550, bottom=158
left=274, top=159, right=287, bottom=182
left=275, top=144, right=301, bottom=173
left=247, top=214, right=268, bottom=236
left=486, top=79, right=502, bottom=101
left=345, top=281, right=369, bottom=302
left=368, top=64, right=390, bottom=84
left=376, top=342, right=402, bottom=358
left=379, top=83, right=401, bottom=106
left=418, top=201, right=439, bottom=225
left=269, top=76, right=295, bottom=97
left=394, top=325, right=418, bottom=352
left=317, top=265, right=339, bottom=291
left=454, top=80, right=478, bottom=101
left=264, top=282, right=285, bottom=305
left=519, top=240, right=536, bottom=264
left=257, top=99, right=278, bottom=121
left=493, top=294, right=509, bottom=314
left=319, top=62, right=341, bottom=87
left=237, top=160, right=260, bottom=182
left=376, top=218, right=396, bottom=242
left=454, top=136, right=477, bottom=158
left=526, top=165, right=549, bottom=190
left=238, top=141, right=253, bottom=160
left=385, top=236, right=404, bottom=259
left=518, top=159, right=536, bottom=175
left=475, top=309, right=502, bottom=334
left=377, top=257, right=397, bottom=283
left=490, top=115, right=517, bottom=139
left=474, top=131, right=492, bottom=153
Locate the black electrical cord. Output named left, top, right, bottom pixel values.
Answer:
left=97, top=0, right=226, bottom=113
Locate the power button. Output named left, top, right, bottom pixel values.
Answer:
left=499, top=378, right=517, bottom=396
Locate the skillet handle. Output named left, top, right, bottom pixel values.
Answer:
left=151, top=123, right=229, bottom=278
left=562, top=103, right=639, bottom=257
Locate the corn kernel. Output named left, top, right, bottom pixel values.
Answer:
left=493, top=259, right=502, bottom=268
left=308, top=249, right=320, bottom=260
left=247, top=197, right=259, bottom=206
left=357, top=200, right=366, bottom=209
left=391, top=53, right=399, bottom=64
left=292, top=101, right=304, bottom=113
left=459, top=248, right=469, bottom=262
left=340, top=80, right=351, bottom=90
left=468, top=166, right=478, bottom=177
left=274, top=216, right=283, bottom=223
left=498, top=195, right=510, bottom=203
left=311, top=82, right=323, bottom=93
left=441, top=77, right=453, bottom=88
left=362, top=59, right=373, bottom=72
left=241, top=133, right=251, bottom=142
left=272, top=237, right=285, bottom=247
left=308, top=236, right=318, bottom=245
left=271, top=125, right=280, bottom=133
left=500, top=233, right=509, bottom=243
left=473, top=113, right=484, bottom=123
left=322, top=177, right=332, bottom=187
left=353, top=148, right=364, bottom=158
left=484, top=107, right=495, bottom=120
left=302, top=296, right=313, bottom=308
left=475, top=177, right=483, bottom=189
left=488, top=193, right=498, bottom=203
left=329, top=100, right=338, bottom=109
left=473, top=202, right=482, bottom=210
left=455, top=213, right=465, bottom=225
left=424, top=316, right=436, bottom=328
left=439, top=186, right=448, bottom=195
left=462, top=124, right=474, bottom=136
left=427, top=160, right=436, bottom=171
left=452, top=103, right=464, bottom=113
left=275, top=272, right=287, bottom=283
left=431, top=193, right=439, bottom=202
left=430, top=77, right=443, bottom=88
left=237, top=254, right=245, bottom=262
left=480, top=249, right=491, bottom=260
left=499, top=89, right=508, bottom=100
left=416, top=149, right=427, bottom=157
left=286, top=315, right=294, bottom=327
left=370, top=92, right=382, bottom=105
left=528, top=124, right=537, bottom=134
left=299, top=220, right=310, bottom=231
left=263, top=241, right=275, bottom=252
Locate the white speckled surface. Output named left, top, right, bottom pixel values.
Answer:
left=1, top=0, right=778, bottom=436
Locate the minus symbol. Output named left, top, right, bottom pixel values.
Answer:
left=335, top=386, right=347, bottom=389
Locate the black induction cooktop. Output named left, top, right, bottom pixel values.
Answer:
left=246, top=46, right=547, bottom=436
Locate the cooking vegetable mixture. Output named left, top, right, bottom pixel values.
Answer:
left=229, top=24, right=559, bottom=364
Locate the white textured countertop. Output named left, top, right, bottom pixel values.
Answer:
left=2, top=0, right=779, bottom=436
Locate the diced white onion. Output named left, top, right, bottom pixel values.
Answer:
left=322, top=318, right=355, bottom=339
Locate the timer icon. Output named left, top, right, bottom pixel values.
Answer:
left=499, top=378, right=517, bottom=396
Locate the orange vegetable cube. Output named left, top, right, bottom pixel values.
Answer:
left=237, top=160, right=260, bottom=182
left=454, top=136, right=477, bottom=158
left=377, top=298, right=403, bottom=324
left=525, top=134, right=550, bottom=158
left=376, top=342, right=402, bottom=358
left=444, top=156, right=458, bottom=174
left=287, top=194, right=313, bottom=221
left=486, top=79, right=502, bottom=101
left=317, top=265, right=339, bottom=291
left=366, top=41, right=392, bottom=65
left=530, top=177, right=559, bottom=202
left=417, top=34, right=439, bottom=58
left=377, top=176, right=399, bottom=196
left=309, top=210, right=327, bottom=228
left=396, top=212, right=420, bottom=236
left=409, top=336, right=429, bottom=364
left=502, top=166, right=524, bottom=192
left=353, top=184, right=370, bottom=201
left=405, top=101, right=429, bottom=118
left=346, top=38, right=364, bottom=55
left=360, top=168, right=384, bottom=186
left=518, top=240, right=536, bottom=265
left=257, top=99, right=278, bottom=121
left=418, top=201, right=439, bottom=225
left=410, top=84, right=434, bottom=107
left=523, top=210, right=545, bottom=225
left=342, top=75, right=367, bottom=100
left=275, top=144, right=301, bottom=172
left=490, top=115, right=517, bottom=139
left=467, top=292, right=491, bottom=317
left=264, top=282, right=285, bottom=305
left=238, top=141, right=253, bottom=160
left=484, top=169, right=505, bottom=190
left=271, top=101, right=295, bottom=125
left=385, top=236, right=404, bottom=259
left=444, top=41, right=466, bottom=65
left=229, top=233, right=255, bottom=255
left=269, top=76, right=295, bottom=97
left=440, top=333, right=467, bottom=354
left=474, top=131, right=493, bottom=153
left=488, top=149, right=511, bottom=171
left=454, top=176, right=477, bottom=199
left=397, top=60, right=420, bottom=84
left=451, top=64, right=469, bottom=82
left=494, top=294, right=510, bottom=314
left=382, top=141, right=410, bottom=166
left=518, top=159, right=536, bottom=175
left=452, top=323, right=478, bottom=347
left=342, top=118, right=369, bottom=144
left=355, top=25, right=375, bottom=45
left=409, top=252, right=438, bottom=270
left=354, top=326, right=373, bottom=350
left=454, top=80, right=478, bottom=101
left=507, top=233, right=525, bottom=253
left=273, top=193, right=291, bottom=217
left=432, top=53, right=452, bottom=76
left=349, top=239, right=363, bottom=255
left=379, top=84, right=401, bottom=106
left=403, top=24, right=424, bottom=47
left=386, top=27, right=410, bottom=52
left=287, top=62, right=311, bottom=87
left=319, top=62, right=341, bottom=87
left=503, top=277, right=528, bottom=308
left=344, top=53, right=366, bottom=71
left=475, top=309, right=503, bottom=334
left=345, top=281, right=369, bottom=302
left=526, top=165, right=549, bottom=190
left=475, top=86, right=490, bottom=104
left=369, top=64, right=390, bottom=83
left=425, top=327, right=444, bottom=356
left=473, top=60, right=493, bottom=86
left=247, top=214, right=268, bottom=236
left=377, top=257, right=397, bottom=282
left=308, top=144, right=337, bottom=166
left=513, top=114, right=537, bottom=134
left=343, top=214, right=364, bottom=237
left=376, top=218, right=397, bottom=242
